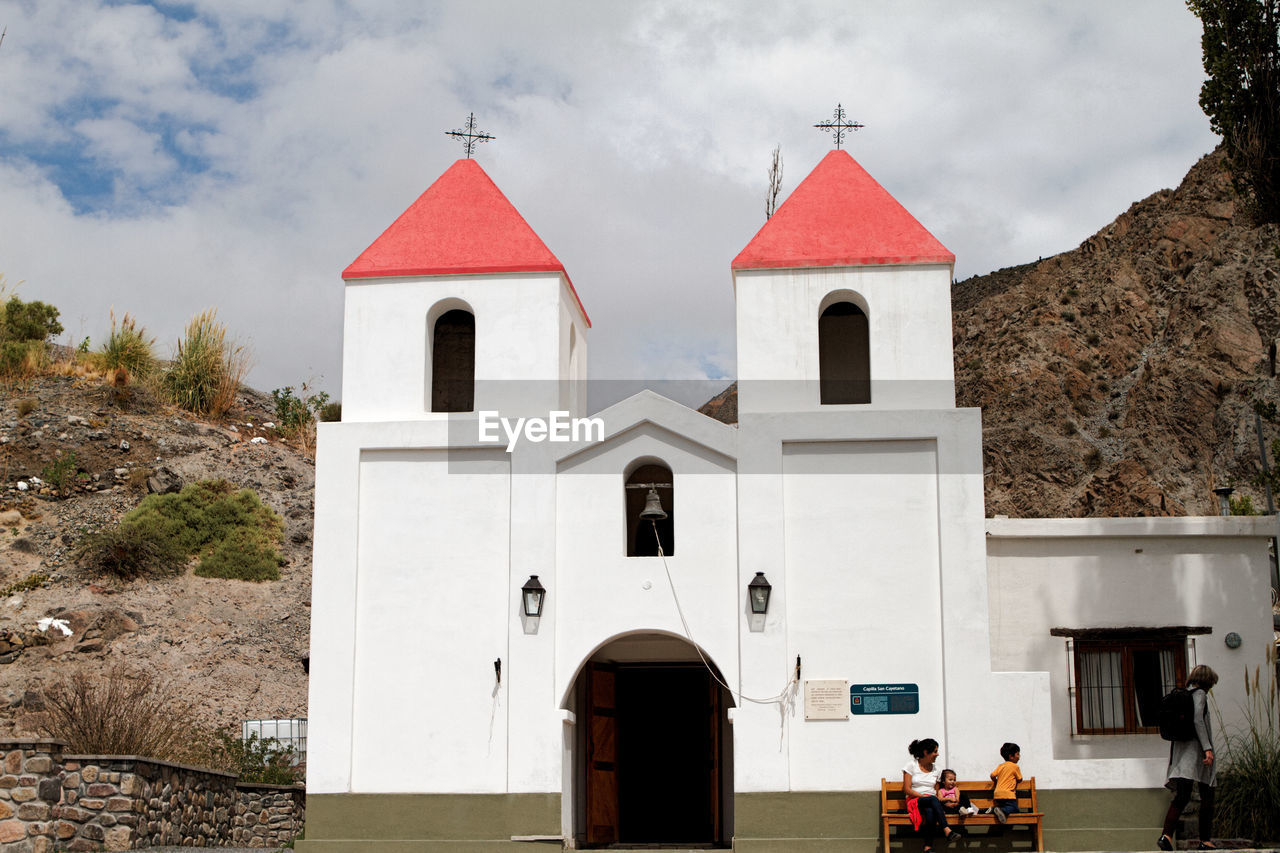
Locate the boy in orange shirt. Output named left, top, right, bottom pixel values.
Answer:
left=987, top=742, right=1021, bottom=824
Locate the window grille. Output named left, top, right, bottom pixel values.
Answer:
left=1062, top=631, right=1196, bottom=736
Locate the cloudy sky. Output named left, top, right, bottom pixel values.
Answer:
left=0, top=1, right=1220, bottom=402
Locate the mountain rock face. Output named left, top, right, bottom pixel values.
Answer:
left=955, top=149, right=1280, bottom=517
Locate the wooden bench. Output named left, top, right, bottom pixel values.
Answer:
left=880, top=777, right=1044, bottom=853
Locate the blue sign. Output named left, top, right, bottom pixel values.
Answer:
left=851, top=683, right=919, bottom=715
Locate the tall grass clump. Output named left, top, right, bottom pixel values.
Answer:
left=97, top=310, right=156, bottom=379
left=38, top=665, right=203, bottom=762
left=162, top=309, right=248, bottom=417
left=1214, top=645, right=1280, bottom=843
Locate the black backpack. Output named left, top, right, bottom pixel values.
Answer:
left=1159, top=687, right=1197, bottom=741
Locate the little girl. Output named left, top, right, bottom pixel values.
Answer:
left=936, top=769, right=978, bottom=816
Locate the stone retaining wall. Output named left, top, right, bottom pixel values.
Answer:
left=230, top=783, right=305, bottom=849
left=0, top=740, right=304, bottom=852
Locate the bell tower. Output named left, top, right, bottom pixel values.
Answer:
left=731, top=150, right=955, bottom=414
left=339, top=158, right=590, bottom=422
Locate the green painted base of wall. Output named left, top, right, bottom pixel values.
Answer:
left=296, top=793, right=560, bottom=853
left=299, top=844, right=560, bottom=852
left=732, top=788, right=1171, bottom=853
left=1039, top=787, right=1170, bottom=851
left=733, top=791, right=881, bottom=852
left=298, top=787, right=1169, bottom=851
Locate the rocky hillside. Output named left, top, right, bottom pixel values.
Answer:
left=955, top=148, right=1280, bottom=517
left=0, top=378, right=313, bottom=737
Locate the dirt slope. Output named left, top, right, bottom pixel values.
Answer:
left=0, top=378, right=313, bottom=736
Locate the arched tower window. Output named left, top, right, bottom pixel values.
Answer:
left=431, top=309, right=475, bottom=412
left=819, top=300, right=870, bottom=404
left=626, top=462, right=674, bottom=557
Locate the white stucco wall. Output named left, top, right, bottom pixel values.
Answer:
left=986, top=517, right=1276, bottom=778
left=348, top=448, right=511, bottom=792
left=340, top=272, right=588, bottom=421
left=727, top=407, right=1052, bottom=793
left=781, top=439, right=946, bottom=789
left=733, top=264, right=956, bottom=414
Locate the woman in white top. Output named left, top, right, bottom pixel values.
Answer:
left=902, top=738, right=962, bottom=851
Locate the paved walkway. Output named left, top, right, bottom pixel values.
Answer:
left=145, top=848, right=290, bottom=852
left=140, top=840, right=1280, bottom=845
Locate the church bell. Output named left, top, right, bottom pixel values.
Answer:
left=639, top=488, right=668, bottom=521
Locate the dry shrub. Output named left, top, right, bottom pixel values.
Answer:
left=104, top=376, right=160, bottom=414
left=0, top=340, right=47, bottom=380
left=271, top=383, right=329, bottom=457
left=75, top=520, right=186, bottom=581
left=200, top=729, right=300, bottom=784
left=127, top=466, right=151, bottom=491
left=49, top=356, right=83, bottom=378
left=38, top=665, right=206, bottom=762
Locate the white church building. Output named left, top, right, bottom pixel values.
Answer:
left=302, top=150, right=1276, bottom=851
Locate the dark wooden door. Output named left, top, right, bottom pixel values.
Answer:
left=585, top=663, right=619, bottom=845
left=707, top=674, right=722, bottom=843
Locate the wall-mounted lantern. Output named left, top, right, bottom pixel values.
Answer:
left=522, top=575, right=546, bottom=618
left=748, top=572, right=772, bottom=615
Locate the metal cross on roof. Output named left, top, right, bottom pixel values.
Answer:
left=814, top=103, right=863, bottom=150
left=445, top=112, right=494, bottom=158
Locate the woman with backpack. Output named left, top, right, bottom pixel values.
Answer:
left=1158, top=665, right=1220, bottom=851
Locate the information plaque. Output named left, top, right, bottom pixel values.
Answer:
left=804, top=679, right=850, bottom=720
left=850, top=683, right=920, bottom=715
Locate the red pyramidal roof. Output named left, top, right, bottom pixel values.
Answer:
left=344, top=158, right=589, bottom=324
left=732, top=150, right=954, bottom=271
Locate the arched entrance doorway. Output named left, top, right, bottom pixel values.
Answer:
left=569, top=632, right=734, bottom=848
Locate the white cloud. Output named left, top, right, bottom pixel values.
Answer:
left=0, top=0, right=1221, bottom=399
left=75, top=116, right=174, bottom=181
